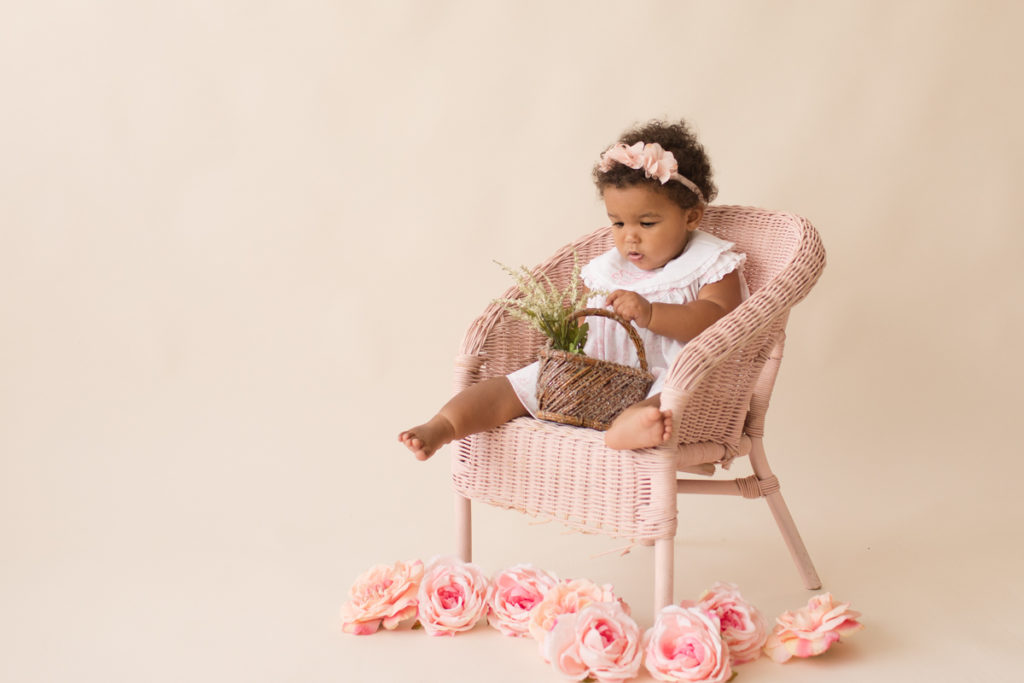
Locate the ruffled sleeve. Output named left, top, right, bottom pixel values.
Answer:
left=696, top=250, right=746, bottom=288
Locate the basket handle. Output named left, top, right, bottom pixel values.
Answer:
left=571, top=307, right=650, bottom=373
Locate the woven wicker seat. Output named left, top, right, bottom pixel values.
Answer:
left=451, top=205, right=825, bottom=610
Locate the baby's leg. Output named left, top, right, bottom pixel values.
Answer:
left=604, top=394, right=673, bottom=450
left=399, top=376, right=528, bottom=461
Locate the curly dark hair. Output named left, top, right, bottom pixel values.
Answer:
left=592, top=119, right=717, bottom=210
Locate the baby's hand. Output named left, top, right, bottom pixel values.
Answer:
left=607, top=289, right=653, bottom=328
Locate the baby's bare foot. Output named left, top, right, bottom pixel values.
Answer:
left=399, top=415, right=456, bottom=461
left=604, top=405, right=673, bottom=450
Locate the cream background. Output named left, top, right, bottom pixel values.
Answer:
left=2, top=1, right=1022, bottom=681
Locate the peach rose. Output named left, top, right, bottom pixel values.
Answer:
left=487, top=564, right=559, bottom=637
left=339, top=559, right=423, bottom=635
left=764, top=592, right=863, bottom=663
left=697, top=582, right=768, bottom=664
left=416, top=556, right=490, bottom=636
left=544, top=601, right=643, bottom=683
left=528, top=578, right=622, bottom=644
left=644, top=605, right=732, bottom=683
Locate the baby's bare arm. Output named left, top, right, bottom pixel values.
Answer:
left=608, top=271, right=743, bottom=344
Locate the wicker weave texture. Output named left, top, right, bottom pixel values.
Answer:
left=536, top=308, right=653, bottom=430
left=452, top=417, right=679, bottom=539
left=451, top=206, right=826, bottom=541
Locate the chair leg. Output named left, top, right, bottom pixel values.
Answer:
left=654, top=537, right=674, bottom=612
left=455, top=494, right=472, bottom=562
left=748, top=438, right=822, bottom=590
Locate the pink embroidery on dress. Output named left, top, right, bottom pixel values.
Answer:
left=610, top=268, right=656, bottom=286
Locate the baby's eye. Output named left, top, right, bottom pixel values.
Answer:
left=611, top=222, right=624, bottom=228
left=641, top=221, right=657, bottom=228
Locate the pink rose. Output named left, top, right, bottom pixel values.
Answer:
left=697, top=582, right=768, bottom=664
left=544, top=601, right=643, bottom=683
left=487, top=564, right=559, bottom=637
left=416, top=556, right=490, bottom=636
left=339, top=559, right=423, bottom=635
left=644, top=605, right=732, bottom=683
left=764, top=592, right=863, bottom=663
left=528, top=578, right=622, bottom=644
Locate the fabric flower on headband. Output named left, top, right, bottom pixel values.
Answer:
left=599, top=141, right=678, bottom=183
left=598, top=141, right=706, bottom=202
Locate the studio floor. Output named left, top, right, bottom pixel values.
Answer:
left=4, top=415, right=1020, bottom=682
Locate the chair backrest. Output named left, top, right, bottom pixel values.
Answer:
left=699, top=206, right=807, bottom=295
left=461, top=206, right=824, bottom=461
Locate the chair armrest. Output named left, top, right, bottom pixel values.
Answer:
left=661, top=213, right=825, bottom=407
left=662, top=293, right=784, bottom=399
left=457, top=289, right=522, bottom=358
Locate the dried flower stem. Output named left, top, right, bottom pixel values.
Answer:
left=494, top=251, right=604, bottom=354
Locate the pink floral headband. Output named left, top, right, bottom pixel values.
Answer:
left=597, top=141, right=706, bottom=204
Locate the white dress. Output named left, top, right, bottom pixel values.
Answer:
left=507, top=229, right=748, bottom=416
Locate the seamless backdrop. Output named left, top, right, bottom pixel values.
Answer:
left=2, top=2, right=1022, bottom=682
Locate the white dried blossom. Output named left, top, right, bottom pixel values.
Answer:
left=493, top=251, right=604, bottom=354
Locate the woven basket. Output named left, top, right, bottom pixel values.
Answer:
left=535, top=308, right=654, bottom=431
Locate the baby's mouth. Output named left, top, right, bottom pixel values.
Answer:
left=627, top=250, right=643, bottom=262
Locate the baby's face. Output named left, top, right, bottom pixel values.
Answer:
left=604, top=185, right=702, bottom=270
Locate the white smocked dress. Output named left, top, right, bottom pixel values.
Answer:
left=507, top=229, right=749, bottom=416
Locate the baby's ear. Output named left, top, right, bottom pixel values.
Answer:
left=687, top=206, right=705, bottom=229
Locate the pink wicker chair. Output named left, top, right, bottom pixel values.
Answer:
left=450, top=206, right=825, bottom=611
